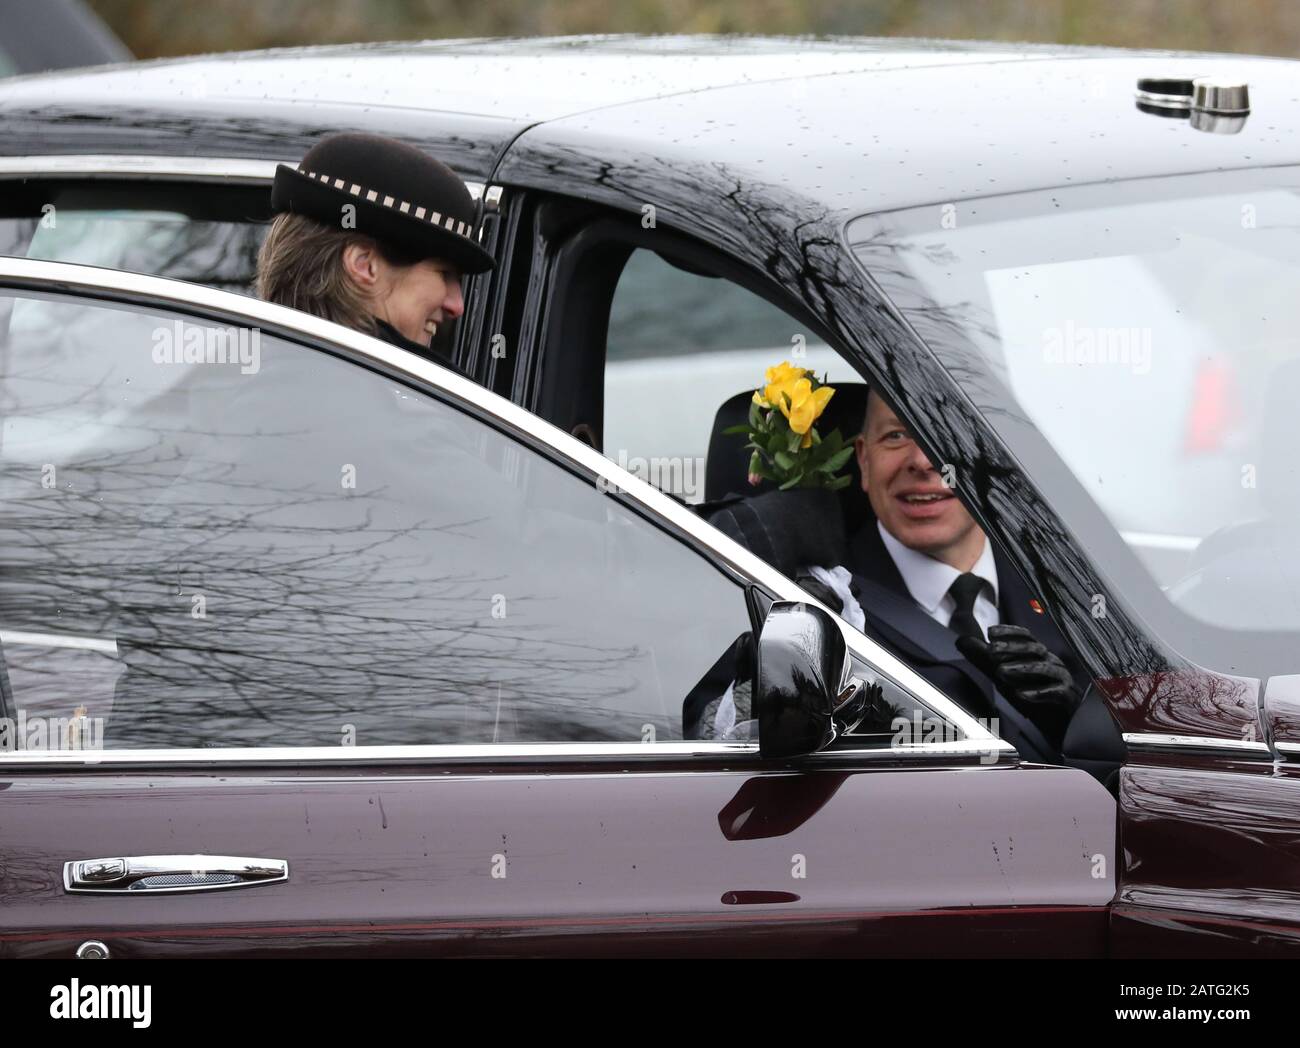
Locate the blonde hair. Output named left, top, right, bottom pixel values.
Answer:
left=255, top=212, right=381, bottom=334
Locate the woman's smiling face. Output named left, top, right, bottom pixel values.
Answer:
left=342, top=239, right=464, bottom=346
left=374, top=256, right=465, bottom=345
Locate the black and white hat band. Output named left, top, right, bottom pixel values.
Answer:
left=299, top=167, right=485, bottom=243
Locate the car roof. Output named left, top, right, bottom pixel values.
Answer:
left=3, top=34, right=1299, bottom=212
left=0, top=35, right=1103, bottom=123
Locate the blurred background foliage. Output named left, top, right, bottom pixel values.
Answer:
left=86, top=0, right=1300, bottom=59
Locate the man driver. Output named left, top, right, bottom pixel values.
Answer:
left=705, top=388, right=1085, bottom=760
left=842, top=389, right=1084, bottom=759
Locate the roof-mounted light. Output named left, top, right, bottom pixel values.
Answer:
left=1135, top=75, right=1249, bottom=133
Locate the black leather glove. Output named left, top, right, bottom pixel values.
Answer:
left=955, top=624, right=1081, bottom=747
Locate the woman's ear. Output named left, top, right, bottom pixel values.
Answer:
left=341, top=241, right=381, bottom=290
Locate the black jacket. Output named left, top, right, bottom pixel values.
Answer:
left=704, top=491, right=1086, bottom=763
left=843, top=522, right=1086, bottom=763
left=370, top=317, right=469, bottom=378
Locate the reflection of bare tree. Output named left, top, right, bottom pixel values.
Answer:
left=2, top=452, right=652, bottom=748
left=1101, top=670, right=1256, bottom=739
left=20, top=208, right=262, bottom=297
left=0, top=315, right=750, bottom=749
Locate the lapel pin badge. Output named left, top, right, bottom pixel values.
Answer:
left=1029, top=598, right=1044, bottom=614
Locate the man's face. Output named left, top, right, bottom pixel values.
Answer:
left=855, top=391, right=983, bottom=564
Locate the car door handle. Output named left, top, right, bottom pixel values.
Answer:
left=63, top=854, right=289, bottom=894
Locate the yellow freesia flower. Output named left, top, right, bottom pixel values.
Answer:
left=764, top=361, right=806, bottom=387
left=761, top=361, right=808, bottom=410
left=776, top=377, right=810, bottom=420
left=786, top=382, right=835, bottom=436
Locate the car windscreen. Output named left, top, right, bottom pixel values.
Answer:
left=848, top=167, right=1300, bottom=664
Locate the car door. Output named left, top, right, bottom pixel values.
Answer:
left=0, top=258, right=1115, bottom=958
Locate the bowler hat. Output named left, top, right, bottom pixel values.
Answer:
left=271, top=132, right=495, bottom=274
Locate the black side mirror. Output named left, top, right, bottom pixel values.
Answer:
left=755, top=601, right=867, bottom=758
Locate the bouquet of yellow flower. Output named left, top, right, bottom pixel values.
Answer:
left=724, top=361, right=854, bottom=491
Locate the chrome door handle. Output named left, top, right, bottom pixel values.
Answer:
left=64, top=855, right=288, bottom=894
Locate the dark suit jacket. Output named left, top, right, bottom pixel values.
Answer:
left=844, top=522, right=1086, bottom=765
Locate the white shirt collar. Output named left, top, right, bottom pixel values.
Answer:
left=877, top=521, right=999, bottom=614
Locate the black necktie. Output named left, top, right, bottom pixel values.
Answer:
left=947, top=572, right=987, bottom=641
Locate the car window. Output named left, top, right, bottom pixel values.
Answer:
left=0, top=182, right=269, bottom=296
left=848, top=167, right=1300, bottom=657
left=0, top=289, right=754, bottom=752
left=598, top=248, right=965, bottom=750
left=604, top=248, right=863, bottom=503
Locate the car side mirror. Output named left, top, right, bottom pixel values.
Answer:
left=755, top=601, right=867, bottom=758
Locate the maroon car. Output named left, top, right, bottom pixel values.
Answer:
left=0, top=36, right=1297, bottom=958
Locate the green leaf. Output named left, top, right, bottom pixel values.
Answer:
left=786, top=428, right=803, bottom=454
left=802, top=433, right=843, bottom=470
left=823, top=447, right=855, bottom=472
left=721, top=423, right=751, bottom=436
left=773, top=450, right=797, bottom=471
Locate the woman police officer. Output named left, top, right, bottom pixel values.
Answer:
left=257, top=131, right=495, bottom=368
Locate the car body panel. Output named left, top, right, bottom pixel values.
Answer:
left=1111, top=755, right=1300, bottom=956
left=0, top=759, right=1115, bottom=958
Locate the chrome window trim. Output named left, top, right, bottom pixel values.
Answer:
left=0, top=741, right=1011, bottom=770
left=1122, top=732, right=1273, bottom=755
left=0, top=257, right=1006, bottom=766
left=0, top=739, right=1009, bottom=769
left=20, top=743, right=755, bottom=769
left=1, top=628, right=117, bottom=655
left=0, top=154, right=491, bottom=203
